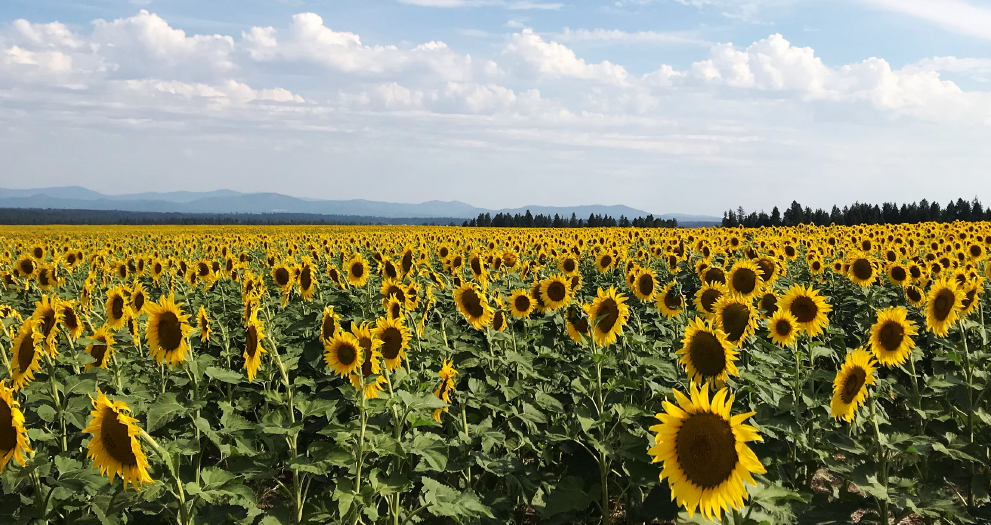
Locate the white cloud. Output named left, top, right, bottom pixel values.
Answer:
left=503, top=29, right=632, bottom=85
left=555, top=28, right=709, bottom=45
left=909, top=57, right=991, bottom=82
left=859, top=0, right=991, bottom=41
left=397, top=0, right=562, bottom=9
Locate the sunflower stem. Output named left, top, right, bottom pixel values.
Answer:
left=959, top=321, right=976, bottom=510
left=139, top=430, right=190, bottom=525
left=42, top=353, right=67, bottom=453
left=30, top=465, right=49, bottom=524
left=353, top=391, right=368, bottom=525
left=868, top=395, right=889, bottom=525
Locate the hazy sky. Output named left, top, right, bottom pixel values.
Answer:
left=3, top=0, right=991, bottom=215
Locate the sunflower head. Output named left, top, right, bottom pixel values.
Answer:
left=586, top=286, right=630, bottom=347
left=320, top=306, right=342, bottom=341
left=632, top=268, right=658, bottom=302
left=244, top=312, right=267, bottom=381
left=197, top=305, right=211, bottom=343
left=713, top=295, right=756, bottom=347
left=869, top=306, right=918, bottom=367
left=375, top=316, right=410, bottom=372
left=693, top=283, right=725, bottom=318
left=104, top=287, right=130, bottom=331
left=656, top=280, right=683, bottom=318
left=767, top=309, right=799, bottom=347
left=453, top=283, right=494, bottom=330
left=509, top=289, right=534, bottom=319
left=83, top=392, right=153, bottom=490
left=678, top=317, right=739, bottom=386
left=145, top=295, right=193, bottom=367
left=726, top=260, right=763, bottom=300
left=346, top=255, right=369, bottom=287
left=432, top=360, right=458, bottom=422
left=85, top=327, right=116, bottom=372
left=925, top=279, right=963, bottom=337
left=10, top=320, right=43, bottom=390
left=779, top=284, right=832, bottom=337
left=831, top=348, right=878, bottom=422
left=324, top=331, right=364, bottom=377
left=0, top=380, right=32, bottom=472
left=538, top=274, right=572, bottom=312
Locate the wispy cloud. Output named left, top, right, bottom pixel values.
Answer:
left=398, top=0, right=562, bottom=9
left=555, top=28, right=710, bottom=45
left=859, top=0, right=991, bottom=41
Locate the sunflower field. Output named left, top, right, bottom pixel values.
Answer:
left=1, top=224, right=990, bottom=525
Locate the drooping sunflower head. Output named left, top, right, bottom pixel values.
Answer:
left=779, top=284, right=832, bottom=337
left=538, top=274, right=572, bottom=312
left=145, top=294, right=193, bottom=367
left=432, top=359, right=458, bottom=422
left=10, top=320, right=43, bottom=391
left=830, top=348, right=878, bottom=422
left=678, top=317, right=738, bottom=385
left=509, top=289, right=534, bottom=318
left=31, top=293, right=63, bottom=355
left=104, top=287, right=130, bottom=331
left=60, top=300, right=83, bottom=341
left=324, top=331, right=364, bottom=378
left=453, top=283, right=494, bottom=330
left=565, top=306, right=590, bottom=344
left=869, top=306, right=918, bottom=368
left=959, top=279, right=984, bottom=318
left=375, top=316, right=410, bottom=371
left=244, top=312, right=266, bottom=381
left=726, top=260, right=763, bottom=300
left=632, top=267, right=658, bottom=303
left=85, top=327, right=116, bottom=371
left=767, top=309, right=799, bottom=347
left=197, top=305, right=211, bottom=343
left=656, top=280, right=684, bottom=318
left=587, top=286, right=630, bottom=347
left=491, top=310, right=507, bottom=332
left=83, top=392, right=153, bottom=490
left=713, top=295, right=756, bottom=347
left=320, top=306, right=341, bottom=341
left=647, top=383, right=765, bottom=521
left=925, top=279, right=963, bottom=337
left=905, top=285, right=925, bottom=307
left=298, top=261, right=317, bottom=301
left=0, top=380, right=32, bottom=473
left=758, top=291, right=778, bottom=318
left=380, top=279, right=408, bottom=309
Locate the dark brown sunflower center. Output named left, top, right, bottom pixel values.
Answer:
left=100, top=409, right=139, bottom=467
left=157, top=312, right=183, bottom=352
left=971, top=245, right=982, bottom=257
left=563, top=259, right=576, bottom=273
left=41, top=310, right=56, bottom=337
left=573, top=318, right=589, bottom=334
left=387, top=287, right=406, bottom=305
left=385, top=262, right=398, bottom=280
left=600, top=255, right=612, bottom=268
left=439, top=247, right=449, bottom=258
left=492, top=312, right=505, bottom=331
left=789, top=296, right=818, bottom=323
left=91, top=339, right=109, bottom=367
left=402, top=252, right=413, bottom=275
left=16, top=331, right=35, bottom=373
left=380, top=327, right=402, bottom=360
left=840, top=367, right=867, bottom=404
left=704, top=268, right=726, bottom=285
left=110, top=296, right=124, bottom=320
left=198, top=263, right=210, bottom=277
left=760, top=294, right=778, bottom=314
left=595, top=299, right=620, bottom=333
left=38, top=270, right=50, bottom=286
left=360, top=347, right=374, bottom=377
left=300, top=266, right=312, bottom=290
left=700, top=289, right=722, bottom=314
left=134, top=293, right=145, bottom=312
left=274, top=268, right=290, bottom=286
left=546, top=281, right=567, bottom=302
left=33, top=247, right=44, bottom=259
left=461, top=289, right=485, bottom=319
left=675, top=412, right=739, bottom=490
left=637, top=275, right=655, bottom=296
left=0, top=399, right=16, bottom=453
left=851, top=259, right=873, bottom=281
left=337, top=343, right=358, bottom=366
left=246, top=324, right=260, bottom=358
left=514, top=295, right=531, bottom=312
left=390, top=302, right=401, bottom=319
left=932, top=289, right=955, bottom=321
left=890, top=267, right=907, bottom=282
left=322, top=315, right=337, bottom=340
left=470, top=258, right=482, bottom=276
left=906, top=287, right=923, bottom=303
left=720, top=303, right=750, bottom=342
left=688, top=331, right=727, bottom=379
left=154, top=263, right=163, bottom=274
left=878, top=320, right=904, bottom=351
left=731, top=268, right=757, bottom=295
left=664, top=290, right=683, bottom=310
left=774, top=318, right=793, bottom=337
left=63, top=309, right=79, bottom=330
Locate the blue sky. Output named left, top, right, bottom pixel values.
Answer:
left=3, top=0, right=991, bottom=215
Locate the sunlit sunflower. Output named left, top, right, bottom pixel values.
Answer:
left=385, top=295, right=404, bottom=321
left=925, top=279, right=964, bottom=337
left=36, top=264, right=61, bottom=291
left=326, top=264, right=346, bottom=289
left=84, top=325, right=116, bottom=370
left=713, top=295, right=757, bottom=347
left=767, top=309, right=799, bottom=347
left=31, top=294, right=62, bottom=356
left=83, top=392, right=153, bottom=490
left=632, top=267, right=658, bottom=303
left=595, top=252, right=614, bottom=273
left=491, top=310, right=507, bottom=332
left=905, top=285, right=926, bottom=307
left=375, top=316, right=410, bottom=372
left=453, top=283, right=494, bottom=330
left=779, top=284, right=832, bottom=337
left=693, top=283, right=725, bottom=318
left=539, top=274, right=572, bottom=312
left=647, top=383, right=765, bottom=521
left=197, top=305, right=211, bottom=343
left=726, top=260, right=763, bottom=300
left=104, top=287, right=129, bottom=331
left=10, top=321, right=43, bottom=390
left=14, top=254, right=37, bottom=279
left=60, top=300, right=84, bottom=342
left=324, top=331, right=363, bottom=377
left=508, top=289, right=534, bottom=318
left=432, top=359, right=458, bottom=422
left=346, top=254, right=370, bottom=287
left=886, top=264, right=909, bottom=287
left=145, top=295, right=193, bottom=367
left=0, top=380, right=32, bottom=473
left=586, top=286, right=630, bottom=347
left=243, top=312, right=266, bottom=381
left=298, top=259, right=318, bottom=302
left=678, top=317, right=738, bottom=385
left=831, top=348, right=878, bottom=422
left=757, top=291, right=778, bottom=318
left=130, top=281, right=148, bottom=316
left=959, top=279, right=983, bottom=318
left=558, top=255, right=579, bottom=275
left=656, top=280, right=684, bottom=318
left=868, top=306, right=918, bottom=368
left=320, top=306, right=342, bottom=341
left=380, top=279, right=409, bottom=310
left=349, top=322, right=386, bottom=399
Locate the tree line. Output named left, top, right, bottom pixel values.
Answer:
left=0, top=208, right=463, bottom=226
left=722, top=198, right=990, bottom=228
left=462, top=211, right=678, bottom=228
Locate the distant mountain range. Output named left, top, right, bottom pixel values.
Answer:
left=0, top=187, right=721, bottom=223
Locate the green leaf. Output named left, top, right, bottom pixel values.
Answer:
left=205, top=366, right=242, bottom=384
left=420, top=478, right=493, bottom=519
left=146, top=393, right=186, bottom=433
left=409, top=433, right=448, bottom=472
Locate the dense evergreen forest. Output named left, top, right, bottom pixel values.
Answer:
left=722, top=198, right=990, bottom=228
left=0, top=208, right=462, bottom=226
left=462, top=211, right=679, bottom=228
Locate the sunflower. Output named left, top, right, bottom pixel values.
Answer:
left=757, top=291, right=778, bottom=317
left=346, top=254, right=370, bottom=287
left=60, top=300, right=84, bottom=341
left=656, top=280, right=684, bottom=318
left=375, top=316, right=410, bottom=372
left=632, top=267, right=658, bottom=303
left=558, top=255, right=579, bottom=275
left=905, top=285, right=926, bottom=307
left=868, top=306, right=918, bottom=368
left=385, top=295, right=403, bottom=321
left=432, top=359, right=458, bottom=422
left=324, top=331, right=364, bottom=377
left=886, top=264, right=909, bottom=287
left=197, top=305, right=211, bottom=343
left=83, top=392, right=153, bottom=490
left=767, top=309, right=799, bottom=347
left=10, top=321, right=42, bottom=390
left=298, top=260, right=318, bottom=301
left=779, top=284, right=832, bottom=337
left=104, top=287, right=129, bottom=331
left=959, top=279, right=983, bottom=318
left=831, top=348, right=878, bottom=422
left=380, top=279, right=409, bottom=310
left=508, top=289, right=534, bottom=318
left=320, top=306, right=342, bottom=341
left=85, top=327, right=116, bottom=371
left=0, top=380, right=32, bottom=473
left=925, top=279, right=963, bottom=337
left=244, top=312, right=266, bottom=381
left=586, top=286, right=630, bottom=347
left=14, top=254, right=37, bottom=279
left=713, top=295, right=756, bottom=347
left=36, top=264, right=61, bottom=291
left=847, top=255, right=877, bottom=287
left=565, top=307, right=590, bottom=344
left=130, top=281, right=148, bottom=315
left=538, top=274, right=572, bottom=312
left=150, top=259, right=165, bottom=283
left=693, top=283, right=725, bottom=318
left=453, top=283, right=494, bottom=330
left=595, top=252, right=614, bottom=273
left=32, top=294, right=62, bottom=356
left=647, top=383, right=765, bottom=521
left=678, top=317, right=738, bottom=385
left=326, top=264, right=346, bottom=289
left=145, top=295, right=193, bottom=367
left=491, top=310, right=507, bottom=332
left=726, top=260, right=763, bottom=300
left=349, top=322, right=385, bottom=399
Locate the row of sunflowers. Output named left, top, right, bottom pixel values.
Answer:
left=1, top=223, right=990, bottom=525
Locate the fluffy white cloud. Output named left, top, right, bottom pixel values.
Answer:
left=124, top=79, right=304, bottom=106
left=503, top=29, right=632, bottom=85
left=908, top=56, right=991, bottom=82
